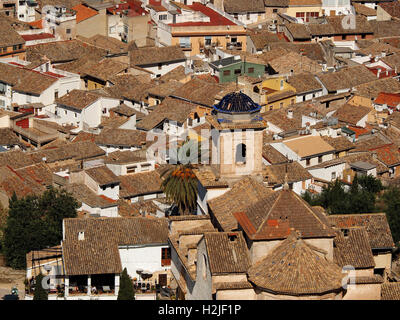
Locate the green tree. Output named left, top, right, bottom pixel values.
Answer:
left=117, top=268, right=135, bottom=300
left=3, top=187, right=78, bottom=269
left=382, top=187, right=400, bottom=245
left=161, top=164, right=198, bottom=215
left=33, top=273, right=48, bottom=300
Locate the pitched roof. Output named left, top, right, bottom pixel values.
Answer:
left=119, top=170, right=163, bottom=198
left=317, top=66, right=377, bottom=92
left=65, top=183, right=118, bottom=209
left=369, top=144, right=400, bottom=167
left=56, top=90, right=101, bottom=110
left=95, top=128, right=147, bottom=148
left=268, top=42, right=326, bottom=62
left=78, top=34, right=129, bottom=54
left=264, top=161, right=313, bottom=185
left=234, top=189, right=335, bottom=241
left=85, top=165, right=119, bottom=186
left=381, top=53, right=400, bottom=70
left=63, top=217, right=168, bottom=275
left=223, top=0, right=265, bottom=13
left=287, top=73, right=323, bottom=94
left=378, top=1, right=400, bottom=19
left=354, top=77, right=400, bottom=99
left=72, top=3, right=99, bottom=23
left=381, top=283, right=400, bottom=300
left=0, top=128, right=21, bottom=147
left=0, top=19, right=25, bottom=47
left=353, top=3, right=377, bottom=16
left=208, top=176, right=273, bottom=231
left=247, top=232, right=343, bottom=295
left=328, top=213, right=395, bottom=249
left=375, top=92, right=400, bottom=107
left=334, top=103, right=372, bottom=126
left=333, top=227, right=375, bottom=269
left=268, top=51, right=322, bottom=74
left=369, top=20, right=400, bottom=38
left=249, top=31, right=285, bottom=51
left=0, top=150, right=36, bottom=169
left=110, top=104, right=144, bottom=118
left=130, top=46, right=186, bottom=66
left=321, top=136, right=355, bottom=152
left=263, top=144, right=289, bottom=164
left=203, top=232, right=251, bottom=274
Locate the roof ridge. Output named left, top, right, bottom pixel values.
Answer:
left=255, top=190, right=283, bottom=235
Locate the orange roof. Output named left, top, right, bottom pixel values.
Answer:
left=29, top=19, right=43, bottom=29
left=374, top=92, right=400, bottom=108
left=348, top=124, right=372, bottom=138
left=72, top=4, right=98, bottom=23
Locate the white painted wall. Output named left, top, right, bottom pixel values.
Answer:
left=118, top=244, right=170, bottom=280
left=308, top=163, right=346, bottom=182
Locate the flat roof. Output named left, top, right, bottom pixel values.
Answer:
left=284, top=136, right=335, bottom=158
left=350, top=161, right=376, bottom=170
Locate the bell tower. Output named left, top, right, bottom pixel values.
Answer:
left=206, top=92, right=266, bottom=182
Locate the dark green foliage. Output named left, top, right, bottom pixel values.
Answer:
left=302, top=175, right=381, bottom=214
left=3, top=187, right=78, bottom=269
left=33, top=273, right=48, bottom=300
left=161, top=164, right=198, bottom=215
left=382, top=187, right=400, bottom=245
left=117, top=268, right=135, bottom=300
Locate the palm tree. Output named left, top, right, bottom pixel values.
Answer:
left=160, top=164, right=198, bottom=215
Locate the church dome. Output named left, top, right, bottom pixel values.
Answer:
left=213, top=92, right=261, bottom=114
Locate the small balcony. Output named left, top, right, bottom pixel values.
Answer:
left=226, top=42, right=242, bottom=50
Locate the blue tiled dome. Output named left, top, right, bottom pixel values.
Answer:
left=213, top=92, right=261, bottom=114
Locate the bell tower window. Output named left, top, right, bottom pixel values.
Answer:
left=236, top=143, right=246, bottom=164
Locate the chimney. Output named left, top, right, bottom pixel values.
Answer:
left=287, top=109, right=293, bottom=119
left=78, top=231, right=84, bottom=241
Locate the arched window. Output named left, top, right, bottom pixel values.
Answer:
left=236, top=143, right=246, bottom=163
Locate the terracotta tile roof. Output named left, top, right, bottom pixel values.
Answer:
left=357, top=42, right=400, bottom=56
left=379, top=1, right=400, bottom=19
left=249, top=31, right=285, bottom=51
left=369, top=144, right=400, bottom=166
left=354, top=77, right=400, bottom=99
left=263, top=161, right=312, bottom=185
left=159, top=65, right=189, bottom=82
left=203, top=232, right=251, bottom=274
left=214, top=281, right=253, bottom=290
left=118, top=199, right=161, bottom=217
left=26, top=245, right=62, bottom=269
left=223, top=0, right=265, bottom=13
left=95, top=128, right=147, bottom=148
left=85, top=165, right=119, bottom=186
left=261, top=108, right=302, bottom=132
left=334, top=103, right=372, bottom=126
left=119, top=170, right=163, bottom=198
left=317, top=66, right=377, bottom=92
left=285, top=23, right=311, bottom=40
left=321, top=136, right=355, bottom=152
left=287, top=73, right=323, bottom=94
left=328, top=213, right=395, bottom=249
left=56, top=90, right=101, bottom=111
left=333, top=227, right=375, bottom=269
left=65, top=183, right=118, bottom=209
left=0, top=150, right=36, bottom=169
left=353, top=134, right=390, bottom=152
left=0, top=62, right=58, bottom=96
left=0, top=128, right=21, bottom=147
left=353, top=3, right=377, bottom=16
left=84, top=59, right=129, bottom=82
left=381, top=283, right=400, bottom=300
left=110, top=104, right=144, bottom=118
left=147, top=80, right=184, bottom=98
left=263, top=144, right=289, bottom=164
left=27, top=40, right=107, bottom=64
left=375, top=92, right=400, bottom=107
left=130, top=46, right=186, bottom=66
left=235, top=189, right=335, bottom=241
left=0, top=19, right=25, bottom=47
left=193, top=166, right=229, bottom=189
left=248, top=232, right=344, bottom=295
left=268, top=51, right=322, bottom=74
left=72, top=131, right=96, bottom=143
left=29, top=140, right=106, bottom=163
left=63, top=216, right=168, bottom=275
left=72, top=4, right=98, bottom=22
left=208, top=176, right=273, bottom=231
left=104, top=150, right=147, bottom=165
left=369, top=20, right=400, bottom=38
left=104, top=75, right=153, bottom=102
left=385, top=111, right=400, bottom=129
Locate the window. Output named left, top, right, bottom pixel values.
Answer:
left=205, top=36, right=212, bottom=46
left=246, top=13, right=250, bottom=20
left=65, top=110, right=67, bottom=115
left=342, top=35, right=346, bottom=40
left=54, top=90, right=58, bottom=99
left=66, top=28, right=71, bottom=34
left=159, top=14, right=167, bottom=20
left=280, top=102, right=283, bottom=108
left=74, top=113, right=77, bottom=118
left=248, top=67, right=254, bottom=74
left=13, top=45, right=17, bottom=51
left=234, top=69, right=241, bottom=75
left=179, top=37, right=190, bottom=49
left=223, top=70, right=231, bottom=76
left=306, top=158, right=310, bottom=166
left=0, top=100, right=4, bottom=107
left=331, top=172, right=336, bottom=180
left=0, top=83, right=5, bottom=95
left=269, top=105, right=273, bottom=110
left=161, top=248, right=171, bottom=266
left=236, top=143, right=246, bottom=163
left=273, top=9, right=278, bottom=13
left=158, top=63, right=162, bottom=70
left=318, top=156, right=323, bottom=163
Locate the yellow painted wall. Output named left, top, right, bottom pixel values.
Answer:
left=286, top=6, right=323, bottom=17
left=259, top=77, right=296, bottom=112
